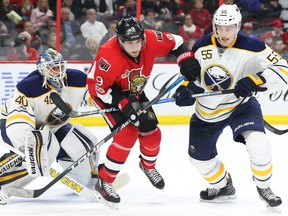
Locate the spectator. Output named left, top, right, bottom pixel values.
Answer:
left=23, top=20, right=43, bottom=52
left=94, top=0, right=114, bottom=17
left=264, top=37, right=274, bottom=48
left=273, top=38, right=288, bottom=61
left=266, top=0, right=283, bottom=18
left=140, top=8, right=164, bottom=31
left=0, top=21, right=8, bottom=34
left=7, top=31, right=38, bottom=60
left=79, top=36, right=99, bottom=60
left=186, top=37, right=197, bottom=50
left=10, top=0, right=36, bottom=21
left=62, top=0, right=82, bottom=21
left=240, top=22, right=258, bottom=38
left=260, top=19, right=288, bottom=45
left=80, top=8, right=108, bottom=44
left=41, top=20, right=56, bottom=47
left=0, top=0, right=23, bottom=34
left=42, top=32, right=56, bottom=50
left=203, top=0, right=219, bottom=15
left=178, top=13, right=203, bottom=46
left=100, top=21, right=117, bottom=46
left=118, top=0, right=137, bottom=17
left=30, top=0, right=53, bottom=38
left=60, top=7, right=85, bottom=60
left=189, top=0, right=212, bottom=34
left=145, top=0, right=184, bottom=22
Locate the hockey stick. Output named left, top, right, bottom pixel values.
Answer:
left=4, top=168, right=130, bottom=201
left=0, top=143, right=130, bottom=201
left=263, top=121, right=288, bottom=135
left=26, top=74, right=184, bottom=198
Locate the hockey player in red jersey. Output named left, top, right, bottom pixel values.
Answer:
left=87, top=16, right=200, bottom=205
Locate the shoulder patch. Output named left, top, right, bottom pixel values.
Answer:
left=98, top=57, right=111, bottom=72
left=154, top=31, right=163, bottom=41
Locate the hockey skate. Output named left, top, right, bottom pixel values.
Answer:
left=200, top=173, right=236, bottom=202
left=0, top=187, right=9, bottom=205
left=139, top=162, right=165, bottom=190
left=95, top=177, right=120, bottom=209
left=257, top=186, right=282, bottom=210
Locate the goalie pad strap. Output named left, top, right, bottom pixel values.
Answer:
left=24, top=130, right=60, bottom=177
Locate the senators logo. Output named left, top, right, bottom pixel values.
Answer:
left=123, top=67, right=148, bottom=94
left=98, top=57, right=111, bottom=72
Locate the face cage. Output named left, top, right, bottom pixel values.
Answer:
left=39, top=61, right=67, bottom=88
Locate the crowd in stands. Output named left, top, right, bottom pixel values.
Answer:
left=0, top=0, right=287, bottom=61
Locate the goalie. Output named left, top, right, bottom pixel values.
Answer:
left=0, top=49, right=99, bottom=205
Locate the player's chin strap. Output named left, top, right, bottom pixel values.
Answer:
left=0, top=142, right=130, bottom=202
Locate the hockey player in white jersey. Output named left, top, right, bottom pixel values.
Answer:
left=174, top=4, right=288, bottom=208
left=0, top=49, right=99, bottom=204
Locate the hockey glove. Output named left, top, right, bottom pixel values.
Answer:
left=174, top=82, right=204, bottom=107
left=234, top=72, right=267, bottom=98
left=118, top=98, right=145, bottom=127
left=177, top=51, right=201, bottom=81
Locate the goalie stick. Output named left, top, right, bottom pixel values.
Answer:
left=23, top=74, right=184, bottom=199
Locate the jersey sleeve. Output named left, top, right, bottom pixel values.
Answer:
left=144, top=30, right=181, bottom=57
left=2, top=88, right=36, bottom=149
left=243, top=45, right=288, bottom=94
left=87, top=47, right=120, bottom=104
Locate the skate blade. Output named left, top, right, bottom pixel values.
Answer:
left=200, top=194, right=237, bottom=203
left=266, top=205, right=281, bottom=213
left=94, top=190, right=119, bottom=210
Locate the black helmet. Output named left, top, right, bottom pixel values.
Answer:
left=116, top=16, right=144, bottom=42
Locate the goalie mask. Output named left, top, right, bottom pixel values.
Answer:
left=37, top=48, right=67, bottom=91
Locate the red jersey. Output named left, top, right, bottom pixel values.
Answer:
left=87, top=29, right=179, bottom=104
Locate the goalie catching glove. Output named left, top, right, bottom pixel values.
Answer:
left=174, top=81, right=204, bottom=106
left=234, top=72, right=267, bottom=98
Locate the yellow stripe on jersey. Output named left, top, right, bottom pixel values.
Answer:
left=204, top=162, right=225, bottom=182
left=6, top=114, right=35, bottom=126
left=196, top=102, right=236, bottom=117
left=251, top=164, right=273, bottom=177
left=279, top=67, right=288, bottom=76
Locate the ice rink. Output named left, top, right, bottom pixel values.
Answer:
left=1, top=124, right=288, bottom=216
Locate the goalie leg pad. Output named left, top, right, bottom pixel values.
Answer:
left=243, top=131, right=272, bottom=188
left=60, top=124, right=99, bottom=186
left=24, top=130, right=60, bottom=177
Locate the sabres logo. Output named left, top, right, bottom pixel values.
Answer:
left=203, top=65, right=232, bottom=91
left=46, top=105, right=70, bottom=126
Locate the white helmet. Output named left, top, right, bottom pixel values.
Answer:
left=213, top=4, right=242, bottom=33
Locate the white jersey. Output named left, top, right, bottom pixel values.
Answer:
left=0, top=69, right=88, bottom=149
left=192, top=33, right=288, bottom=123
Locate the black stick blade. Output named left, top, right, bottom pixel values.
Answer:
left=50, top=92, right=72, bottom=116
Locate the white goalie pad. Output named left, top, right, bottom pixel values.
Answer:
left=24, top=130, right=60, bottom=177
left=60, top=124, right=100, bottom=186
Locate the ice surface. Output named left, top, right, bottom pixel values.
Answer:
left=1, top=124, right=288, bottom=216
